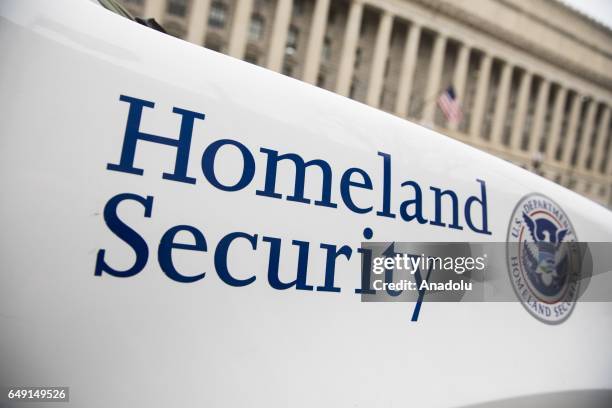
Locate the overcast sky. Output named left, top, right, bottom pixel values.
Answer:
left=558, top=0, right=612, bottom=29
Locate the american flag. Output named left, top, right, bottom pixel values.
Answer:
left=437, top=86, right=463, bottom=124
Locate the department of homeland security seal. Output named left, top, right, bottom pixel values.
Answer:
left=507, top=194, right=581, bottom=324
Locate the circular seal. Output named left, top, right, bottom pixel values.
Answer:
left=507, top=194, right=581, bottom=324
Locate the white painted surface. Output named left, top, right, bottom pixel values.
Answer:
left=0, top=1, right=611, bottom=407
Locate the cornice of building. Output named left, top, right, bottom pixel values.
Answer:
left=544, top=0, right=612, bottom=39
left=499, top=0, right=612, bottom=60
left=409, top=0, right=612, bottom=93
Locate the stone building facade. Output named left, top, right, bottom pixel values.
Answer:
left=118, top=0, right=612, bottom=206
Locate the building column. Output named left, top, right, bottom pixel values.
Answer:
left=366, top=11, right=393, bottom=107
left=469, top=52, right=492, bottom=139
left=394, top=22, right=421, bottom=117
left=561, top=93, right=582, bottom=165
left=267, top=0, right=293, bottom=72
left=144, top=0, right=167, bottom=22
left=186, top=0, right=212, bottom=45
left=228, top=0, right=255, bottom=59
left=592, top=106, right=611, bottom=173
left=490, top=62, right=513, bottom=146
left=546, top=86, right=567, bottom=160
left=448, top=43, right=470, bottom=131
left=302, top=0, right=331, bottom=84
left=528, top=78, right=550, bottom=153
left=421, top=33, right=447, bottom=125
left=510, top=70, right=532, bottom=150
left=606, top=140, right=612, bottom=175
left=577, top=99, right=597, bottom=170
left=336, top=0, right=364, bottom=96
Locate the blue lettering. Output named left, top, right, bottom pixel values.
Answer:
left=95, top=193, right=153, bottom=277
left=107, top=95, right=204, bottom=184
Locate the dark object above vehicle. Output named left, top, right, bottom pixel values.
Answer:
left=96, top=0, right=166, bottom=33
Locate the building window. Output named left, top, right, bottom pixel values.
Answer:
left=317, top=73, right=326, bottom=87
left=124, top=0, right=144, bottom=5
left=293, top=0, right=304, bottom=16
left=282, top=61, right=294, bottom=77
left=322, top=37, right=331, bottom=62
left=164, top=22, right=185, bottom=38
left=205, top=37, right=223, bottom=52
left=349, top=78, right=358, bottom=99
left=209, top=2, right=227, bottom=28
left=245, top=51, right=259, bottom=64
left=328, top=7, right=336, bottom=24
left=167, top=0, right=188, bottom=17
left=354, top=47, right=362, bottom=68
left=249, top=14, right=265, bottom=41
left=286, top=26, right=299, bottom=55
